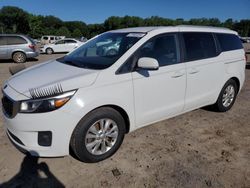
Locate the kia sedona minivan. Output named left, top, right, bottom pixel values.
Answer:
left=2, top=26, right=246, bottom=162
left=0, top=34, right=39, bottom=63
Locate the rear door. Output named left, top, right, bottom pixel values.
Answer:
left=53, top=40, right=66, bottom=52
left=132, top=33, right=186, bottom=127
left=6, top=36, right=28, bottom=56
left=181, top=32, right=223, bottom=111
left=0, top=36, right=8, bottom=59
left=64, top=39, right=78, bottom=52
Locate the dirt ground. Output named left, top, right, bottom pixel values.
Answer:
left=0, top=54, right=250, bottom=188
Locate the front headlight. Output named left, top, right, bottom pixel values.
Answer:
left=19, top=90, right=76, bottom=113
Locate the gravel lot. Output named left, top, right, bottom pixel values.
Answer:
left=0, top=54, right=250, bottom=188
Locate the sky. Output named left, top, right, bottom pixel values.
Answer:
left=0, top=0, right=249, bottom=24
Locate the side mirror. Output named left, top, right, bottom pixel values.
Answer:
left=137, top=57, right=159, bottom=70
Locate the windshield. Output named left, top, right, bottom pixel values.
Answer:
left=57, top=32, right=145, bottom=70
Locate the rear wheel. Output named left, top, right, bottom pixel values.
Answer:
left=213, top=79, right=238, bottom=112
left=70, top=107, right=126, bottom=163
left=46, top=48, right=53, bottom=55
left=12, top=52, right=26, bottom=63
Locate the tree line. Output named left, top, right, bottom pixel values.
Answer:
left=0, top=6, right=249, bottom=39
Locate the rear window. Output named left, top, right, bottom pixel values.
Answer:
left=6, top=36, right=27, bottom=45
left=183, top=32, right=217, bottom=61
left=216, top=33, right=243, bottom=52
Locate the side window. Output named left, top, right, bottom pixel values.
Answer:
left=217, top=33, right=243, bottom=52
left=0, top=36, right=7, bottom=46
left=43, top=37, right=48, bottom=40
left=65, top=40, right=77, bottom=44
left=183, top=32, right=217, bottom=61
left=55, top=40, right=65, bottom=45
left=7, top=36, right=27, bottom=45
left=50, top=37, right=55, bottom=40
left=138, top=34, right=180, bottom=67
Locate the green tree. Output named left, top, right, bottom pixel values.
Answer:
left=56, top=26, right=71, bottom=37
left=104, top=16, right=122, bottom=30
left=0, top=6, right=30, bottom=33
left=72, top=28, right=82, bottom=38
left=223, top=18, right=234, bottom=29
left=64, top=21, right=88, bottom=37
left=234, top=20, right=250, bottom=37
left=87, top=24, right=105, bottom=38
left=28, top=15, right=44, bottom=38
left=1, top=6, right=250, bottom=38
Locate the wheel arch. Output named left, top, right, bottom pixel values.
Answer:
left=88, top=104, right=130, bottom=134
left=230, top=77, right=240, bottom=93
left=69, top=104, right=131, bottom=158
left=11, top=50, right=26, bottom=58
left=45, top=47, right=54, bottom=53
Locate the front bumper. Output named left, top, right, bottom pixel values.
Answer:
left=3, top=107, right=79, bottom=157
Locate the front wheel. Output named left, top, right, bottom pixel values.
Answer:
left=213, top=79, right=238, bottom=112
left=70, top=107, right=126, bottom=163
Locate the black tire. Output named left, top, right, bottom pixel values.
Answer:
left=46, top=48, right=53, bottom=55
left=213, top=79, right=238, bottom=112
left=12, top=52, right=26, bottom=63
left=70, top=107, right=126, bottom=163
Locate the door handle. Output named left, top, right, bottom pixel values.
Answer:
left=189, top=68, right=199, bottom=74
left=172, top=71, right=185, bottom=78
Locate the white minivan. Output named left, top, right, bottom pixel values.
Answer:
left=2, top=26, right=246, bottom=162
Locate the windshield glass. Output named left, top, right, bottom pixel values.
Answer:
left=57, top=32, right=145, bottom=69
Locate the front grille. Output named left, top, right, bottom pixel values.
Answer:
left=1, top=93, right=19, bottom=118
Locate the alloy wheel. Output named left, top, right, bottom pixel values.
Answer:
left=85, top=118, right=119, bottom=155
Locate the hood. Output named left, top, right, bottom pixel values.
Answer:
left=7, top=60, right=99, bottom=98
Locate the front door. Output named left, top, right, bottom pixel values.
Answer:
left=54, top=40, right=66, bottom=52
left=132, top=33, right=186, bottom=127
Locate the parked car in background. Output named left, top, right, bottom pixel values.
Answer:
left=40, top=38, right=83, bottom=54
left=1, top=26, right=246, bottom=163
left=97, top=38, right=121, bottom=56
left=0, top=34, right=39, bottom=63
left=41, top=36, right=65, bottom=45
left=80, top=36, right=88, bottom=42
left=33, top=39, right=41, bottom=44
left=241, top=38, right=250, bottom=64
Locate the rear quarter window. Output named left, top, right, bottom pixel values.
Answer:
left=216, top=33, right=243, bottom=52
left=7, top=36, right=27, bottom=45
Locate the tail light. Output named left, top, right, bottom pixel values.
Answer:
left=28, top=44, right=36, bottom=51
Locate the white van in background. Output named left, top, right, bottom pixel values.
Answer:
left=41, top=36, right=65, bottom=45
left=2, top=26, right=246, bottom=163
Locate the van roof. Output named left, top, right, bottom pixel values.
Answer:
left=110, top=25, right=237, bottom=35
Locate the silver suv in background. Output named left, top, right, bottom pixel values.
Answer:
left=0, top=34, right=39, bottom=63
